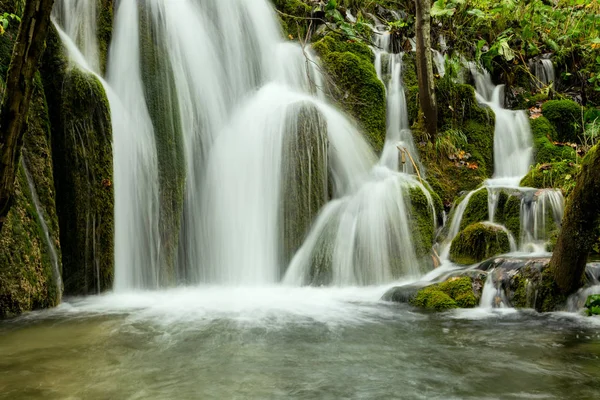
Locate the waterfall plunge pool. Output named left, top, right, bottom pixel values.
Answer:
left=1, top=286, right=599, bottom=399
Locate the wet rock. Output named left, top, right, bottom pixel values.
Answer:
left=450, top=222, right=511, bottom=265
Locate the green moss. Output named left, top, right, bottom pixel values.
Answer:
left=450, top=222, right=511, bottom=265
left=459, top=189, right=489, bottom=231
left=418, top=79, right=495, bottom=203
left=271, top=0, right=311, bottom=38
left=97, top=0, right=113, bottom=75
left=0, top=164, right=59, bottom=318
left=282, top=102, right=329, bottom=270
left=497, top=194, right=522, bottom=243
left=410, top=276, right=478, bottom=311
left=408, top=186, right=435, bottom=261
left=314, top=34, right=386, bottom=151
left=531, top=116, right=576, bottom=164
left=542, top=100, right=583, bottom=143
left=0, top=4, right=61, bottom=317
left=41, top=27, right=114, bottom=295
left=139, top=4, right=185, bottom=284
left=520, top=160, right=579, bottom=196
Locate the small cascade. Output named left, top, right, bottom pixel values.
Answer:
left=439, top=189, right=481, bottom=260
left=284, top=167, right=435, bottom=286
left=479, top=273, right=498, bottom=309
left=530, top=56, right=555, bottom=89
left=432, top=50, right=445, bottom=77
left=21, top=156, right=63, bottom=301
left=52, top=0, right=100, bottom=72
left=519, top=189, right=564, bottom=253
left=482, top=222, right=518, bottom=253
left=372, top=30, right=421, bottom=174
left=470, top=64, right=533, bottom=186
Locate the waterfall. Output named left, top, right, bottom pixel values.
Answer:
left=52, top=0, right=100, bottom=72
left=439, top=189, right=480, bottom=260
left=372, top=30, right=421, bottom=174
left=531, top=57, right=555, bottom=89
left=469, top=64, right=533, bottom=186
left=54, top=0, right=437, bottom=289
left=519, top=189, right=564, bottom=253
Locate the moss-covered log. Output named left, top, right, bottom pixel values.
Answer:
left=549, top=145, right=600, bottom=295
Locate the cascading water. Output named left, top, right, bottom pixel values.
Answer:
left=530, top=57, right=555, bottom=89
left=372, top=29, right=421, bottom=174
left=55, top=0, right=435, bottom=289
left=519, top=189, right=564, bottom=253
left=52, top=0, right=100, bottom=73
left=469, top=64, right=533, bottom=186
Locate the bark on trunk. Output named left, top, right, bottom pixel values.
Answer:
left=549, top=145, right=600, bottom=295
left=0, top=0, right=55, bottom=232
left=415, top=0, right=437, bottom=140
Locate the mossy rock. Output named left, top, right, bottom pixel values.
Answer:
left=542, top=100, right=583, bottom=143
left=282, top=102, right=329, bottom=270
left=41, top=27, right=114, bottom=295
left=450, top=222, right=511, bottom=265
left=410, top=276, right=479, bottom=311
left=408, top=186, right=436, bottom=265
left=313, top=34, right=386, bottom=152
left=271, top=0, right=312, bottom=39
left=520, top=160, right=579, bottom=196
left=531, top=116, right=576, bottom=164
left=459, top=189, right=489, bottom=231
left=496, top=194, right=522, bottom=243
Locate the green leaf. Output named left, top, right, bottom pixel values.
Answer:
left=467, top=9, right=486, bottom=19
left=431, top=1, right=455, bottom=17
left=326, top=0, right=337, bottom=12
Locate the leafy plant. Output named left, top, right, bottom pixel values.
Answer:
left=0, top=12, right=20, bottom=35
left=585, top=294, right=600, bottom=316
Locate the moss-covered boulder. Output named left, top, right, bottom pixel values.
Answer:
left=408, top=186, right=437, bottom=270
left=520, top=160, right=579, bottom=195
left=281, top=102, right=329, bottom=269
left=458, top=189, right=489, bottom=231
left=410, top=276, right=480, bottom=311
left=478, top=257, right=567, bottom=312
left=450, top=222, right=511, bottom=265
left=542, top=100, right=583, bottom=143
left=41, top=27, right=114, bottom=295
left=531, top=116, right=576, bottom=164
left=313, top=33, right=386, bottom=151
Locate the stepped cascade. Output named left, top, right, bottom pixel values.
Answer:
left=53, top=0, right=435, bottom=289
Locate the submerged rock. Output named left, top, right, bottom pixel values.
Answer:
left=450, top=222, right=511, bottom=265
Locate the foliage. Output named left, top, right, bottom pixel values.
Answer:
left=585, top=294, right=600, bottom=316
left=0, top=12, right=19, bottom=35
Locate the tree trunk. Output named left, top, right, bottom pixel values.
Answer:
left=549, top=145, right=600, bottom=295
left=415, top=0, right=437, bottom=140
left=0, top=0, right=55, bottom=232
